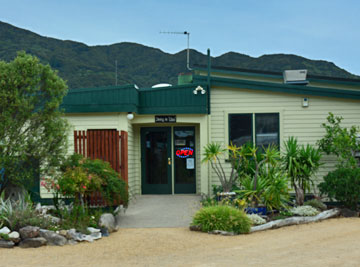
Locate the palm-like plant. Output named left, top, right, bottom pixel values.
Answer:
left=202, top=142, right=241, bottom=192
left=283, top=137, right=322, bottom=205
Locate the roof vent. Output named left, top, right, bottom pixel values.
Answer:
left=283, top=69, right=309, bottom=85
left=151, top=83, right=172, bottom=88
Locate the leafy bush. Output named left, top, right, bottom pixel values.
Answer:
left=58, top=205, right=103, bottom=234
left=319, top=168, right=360, bottom=210
left=304, top=199, right=327, bottom=211
left=59, top=154, right=129, bottom=206
left=235, top=145, right=290, bottom=211
left=290, top=205, right=319, bottom=216
left=0, top=192, right=56, bottom=231
left=191, top=205, right=252, bottom=234
left=317, top=113, right=360, bottom=168
left=247, top=214, right=266, bottom=225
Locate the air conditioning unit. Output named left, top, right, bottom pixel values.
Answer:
left=283, top=69, right=309, bottom=85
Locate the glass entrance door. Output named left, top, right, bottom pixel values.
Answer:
left=141, top=127, right=172, bottom=194
left=174, top=127, right=196, bottom=193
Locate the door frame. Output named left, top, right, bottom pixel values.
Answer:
left=140, top=127, right=172, bottom=194
left=174, top=126, right=196, bottom=194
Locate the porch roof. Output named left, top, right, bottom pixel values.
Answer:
left=61, top=83, right=209, bottom=114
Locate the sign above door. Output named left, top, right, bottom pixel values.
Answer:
left=155, top=115, right=176, bottom=123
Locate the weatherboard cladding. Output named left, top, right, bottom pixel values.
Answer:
left=61, top=83, right=208, bottom=114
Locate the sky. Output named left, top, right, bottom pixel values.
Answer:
left=1, top=0, right=360, bottom=75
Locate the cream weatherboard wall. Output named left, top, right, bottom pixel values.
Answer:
left=40, top=113, right=130, bottom=198
left=208, top=85, right=360, bottom=190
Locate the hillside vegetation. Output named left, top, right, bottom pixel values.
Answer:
left=0, top=21, right=358, bottom=89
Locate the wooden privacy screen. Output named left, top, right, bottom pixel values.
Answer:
left=73, top=129, right=128, bottom=206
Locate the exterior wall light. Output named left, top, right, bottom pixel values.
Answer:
left=193, top=85, right=206, bottom=95
left=127, top=112, right=134, bottom=120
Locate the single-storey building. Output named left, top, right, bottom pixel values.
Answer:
left=38, top=53, right=360, bottom=200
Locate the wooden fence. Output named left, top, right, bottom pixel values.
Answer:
left=74, top=129, right=128, bottom=207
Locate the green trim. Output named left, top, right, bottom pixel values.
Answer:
left=207, top=49, right=211, bottom=115
left=63, top=83, right=208, bottom=114
left=194, top=67, right=281, bottom=80
left=194, top=75, right=360, bottom=100
left=194, top=67, right=360, bottom=87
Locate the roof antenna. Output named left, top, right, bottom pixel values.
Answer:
left=160, top=31, right=192, bottom=70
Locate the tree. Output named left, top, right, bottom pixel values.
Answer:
left=0, top=52, right=69, bottom=195
left=317, top=112, right=360, bottom=169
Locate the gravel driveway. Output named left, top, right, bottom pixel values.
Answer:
left=1, top=218, right=360, bottom=266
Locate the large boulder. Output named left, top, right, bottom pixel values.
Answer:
left=98, top=213, right=118, bottom=233
left=39, top=230, right=67, bottom=246
left=19, top=226, right=40, bottom=239
left=0, top=240, right=15, bottom=248
left=19, top=237, right=47, bottom=248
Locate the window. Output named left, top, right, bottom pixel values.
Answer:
left=229, top=113, right=279, bottom=148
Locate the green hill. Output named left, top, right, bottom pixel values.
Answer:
left=0, top=21, right=358, bottom=89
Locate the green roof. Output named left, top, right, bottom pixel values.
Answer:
left=61, top=83, right=209, bottom=114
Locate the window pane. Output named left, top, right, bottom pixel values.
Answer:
left=255, top=113, right=279, bottom=148
left=229, top=114, right=252, bottom=147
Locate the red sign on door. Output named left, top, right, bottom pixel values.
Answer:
left=176, top=147, right=194, bottom=158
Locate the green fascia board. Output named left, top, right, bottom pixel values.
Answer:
left=194, top=75, right=360, bottom=100
left=62, top=83, right=208, bottom=114
left=194, top=67, right=281, bottom=80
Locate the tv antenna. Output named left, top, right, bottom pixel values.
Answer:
left=160, top=31, right=192, bottom=70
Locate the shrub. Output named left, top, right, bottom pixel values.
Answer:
left=0, top=192, right=56, bottom=231
left=290, top=205, right=319, bottom=216
left=247, top=214, right=266, bottom=225
left=304, top=199, right=327, bottom=211
left=59, top=154, right=129, bottom=207
left=317, top=113, right=360, bottom=169
left=319, top=168, right=360, bottom=210
left=282, top=137, right=322, bottom=206
left=191, top=205, right=252, bottom=234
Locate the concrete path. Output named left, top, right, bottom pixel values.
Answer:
left=118, top=195, right=201, bottom=228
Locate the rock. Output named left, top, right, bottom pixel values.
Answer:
left=0, top=227, right=11, bottom=235
left=19, top=237, right=47, bottom=248
left=44, top=214, right=61, bottom=224
left=99, top=213, right=118, bottom=233
left=90, top=232, right=102, bottom=240
left=189, top=225, right=202, bottom=232
left=35, top=203, right=42, bottom=214
left=8, top=231, right=20, bottom=243
left=66, top=229, right=94, bottom=242
left=341, top=208, right=359, bottom=217
left=67, top=239, right=78, bottom=245
left=0, top=240, right=15, bottom=248
left=209, top=230, right=236, bottom=236
left=59, top=230, right=68, bottom=237
left=39, top=230, right=67, bottom=246
left=66, top=229, right=77, bottom=240
left=100, top=227, right=109, bottom=237
left=19, top=226, right=40, bottom=239
left=87, top=227, right=101, bottom=234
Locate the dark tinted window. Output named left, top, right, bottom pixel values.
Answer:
left=229, top=114, right=252, bottom=147
left=255, top=113, right=279, bottom=148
